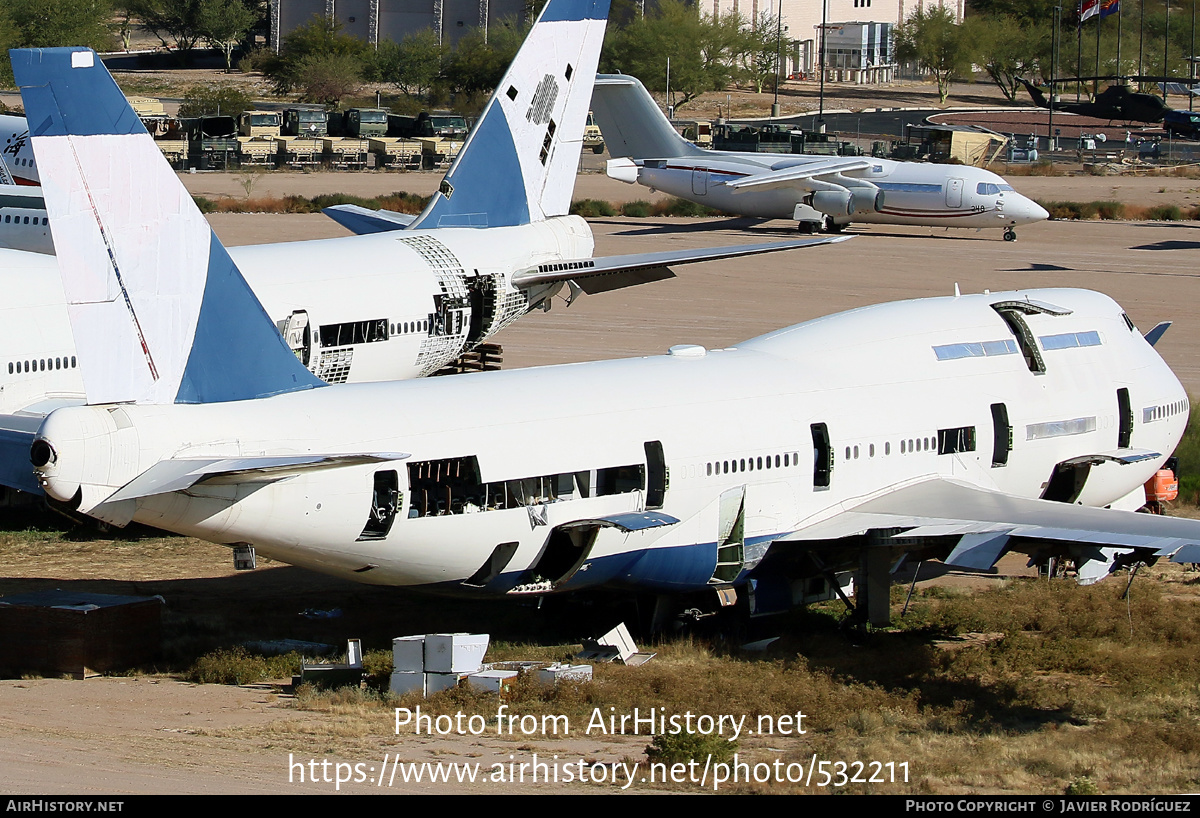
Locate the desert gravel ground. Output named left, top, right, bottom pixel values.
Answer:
left=0, top=170, right=1197, bottom=795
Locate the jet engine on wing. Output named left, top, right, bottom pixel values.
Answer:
left=811, top=190, right=854, bottom=217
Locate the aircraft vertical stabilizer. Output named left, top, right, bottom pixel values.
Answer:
left=11, top=48, right=324, bottom=406
left=592, top=74, right=706, bottom=160
left=410, top=0, right=610, bottom=229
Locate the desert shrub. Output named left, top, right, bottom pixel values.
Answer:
left=645, top=731, right=737, bottom=765
left=1147, top=204, right=1184, bottom=221
left=188, top=647, right=302, bottom=685
left=570, top=198, right=617, bottom=217
left=620, top=200, right=652, bottom=217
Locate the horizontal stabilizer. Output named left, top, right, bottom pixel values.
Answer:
left=0, top=414, right=43, bottom=495
left=1144, top=321, right=1171, bottom=347
left=322, top=204, right=417, bottom=234
left=106, top=453, right=410, bottom=503
left=512, top=235, right=850, bottom=292
left=780, top=477, right=1200, bottom=581
left=722, top=159, right=875, bottom=193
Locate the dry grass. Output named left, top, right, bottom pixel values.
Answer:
left=4, top=511, right=1200, bottom=793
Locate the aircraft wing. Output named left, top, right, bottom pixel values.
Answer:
left=777, top=477, right=1200, bottom=584
left=104, top=453, right=410, bottom=503
left=720, top=159, right=876, bottom=193
left=322, top=205, right=418, bottom=234
left=512, top=235, right=850, bottom=295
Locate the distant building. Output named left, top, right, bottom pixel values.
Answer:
left=269, top=0, right=530, bottom=50
left=706, top=0, right=963, bottom=84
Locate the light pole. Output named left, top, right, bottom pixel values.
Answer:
left=772, top=0, right=784, bottom=117
left=818, top=0, right=828, bottom=131
left=1051, top=5, right=1061, bottom=149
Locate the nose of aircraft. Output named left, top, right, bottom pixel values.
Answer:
left=1011, top=194, right=1049, bottom=225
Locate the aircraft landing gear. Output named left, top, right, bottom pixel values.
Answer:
left=825, top=219, right=847, bottom=234
left=797, top=221, right=818, bottom=235
left=1003, top=228, right=1017, bottom=242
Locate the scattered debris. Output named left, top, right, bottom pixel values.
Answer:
left=577, top=623, right=655, bottom=666
left=294, top=638, right=363, bottom=690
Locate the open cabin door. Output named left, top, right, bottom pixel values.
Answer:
left=711, top=486, right=745, bottom=584
left=282, top=310, right=311, bottom=366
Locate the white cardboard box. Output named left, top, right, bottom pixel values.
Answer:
left=466, top=669, right=519, bottom=693
left=392, top=635, right=426, bottom=673
left=389, top=671, right=426, bottom=696
left=424, top=633, right=489, bottom=674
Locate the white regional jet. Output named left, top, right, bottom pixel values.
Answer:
left=0, top=0, right=821, bottom=426
left=595, top=75, right=1050, bottom=241
left=13, top=46, right=1200, bottom=625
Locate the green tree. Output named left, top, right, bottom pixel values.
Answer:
left=291, top=52, right=362, bottom=104
left=967, top=15, right=1048, bottom=102
left=441, top=29, right=520, bottom=96
left=127, top=0, right=206, bottom=58
left=178, top=84, right=252, bottom=116
left=198, top=0, right=257, bottom=71
left=371, top=31, right=446, bottom=98
left=265, top=17, right=368, bottom=94
left=10, top=0, right=114, bottom=50
left=601, top=0, right=747, bottom=111
left=894, top=6, right=972, bottom=104
left=744, top=12, right=782, bottom=94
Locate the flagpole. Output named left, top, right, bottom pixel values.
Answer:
left=1165, top=0, right=1171, bottom=101
left=1078, top=2, right=1084, bottom=100
left=1096, top=7, right=1102, bottom=94
left=1138, top=0, right=1144, bottom=82
left=1116, top=0, right=1123, bottom=75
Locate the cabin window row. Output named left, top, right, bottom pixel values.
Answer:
left=705, top=452, right=800, bottom=477
left=407, top=455, right=646, bottom=518
left=7, top=356, right=77, bottom=375
left=3, top=215, right=46, bottom=225
left=1143, top=398, right=1189, bottom=424
left=390, top=319, right=428, bottom=336
left=316, top=317, right=434, bottom=350
left=1038, top=331, right=1101, bottom=351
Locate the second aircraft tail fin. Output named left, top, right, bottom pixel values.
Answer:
left=410, top=0, right=610, bottom=229
left=591, top=74, right=706, bottom=160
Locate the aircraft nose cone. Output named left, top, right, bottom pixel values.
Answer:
left=1014, top=195, right=1049, bottom=224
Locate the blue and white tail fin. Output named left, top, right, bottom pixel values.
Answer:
left=591, top=74, right=706, bottom=160
left=409, top=0, right=610, bottom=229
left=12, top=48, right=324, bottom=407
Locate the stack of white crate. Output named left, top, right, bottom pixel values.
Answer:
left=390, top=633, right=490, bottom=696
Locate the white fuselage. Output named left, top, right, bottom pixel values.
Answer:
left=636, top=153, right=1049, bottom=229
left=32, top=289, right=1187, bottom=596
left=0, top=216, right=593, bottom=413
